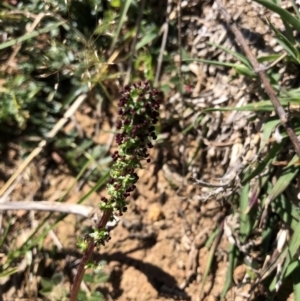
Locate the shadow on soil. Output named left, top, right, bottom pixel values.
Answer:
left=53, top=248, right=191, bottom=300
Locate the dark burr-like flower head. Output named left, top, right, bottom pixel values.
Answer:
left=100, top=81, right=161, bottom=216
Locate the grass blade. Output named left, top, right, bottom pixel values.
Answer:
left=267, top=155, right=299, bottom=202
left=208, top=42, right=252, bottom=68
left=199, top=226, right=223, bottom=298
left=267, top=19, right=299, bottom=62
left=259, top=119, right=281, bottom=153
left=261, top=155, right=300, bottom=226
left=254, top=0, right=300, bottom=33
left=240, top=181, right=251, bottom=243
left=0, top=22, right=65, bottom=50
left=110, top=0, right=133, bottom=51
left=0, top=268, right=18, bottom=278
left=220, top=244, right=238, bottom=300
left=268, top=229, right=300, bottom=291
left=183, top=58, right=256, bottom=77
left=242, top=142, right=282, bottom=184
left=293, top=263, right=300, bottom=300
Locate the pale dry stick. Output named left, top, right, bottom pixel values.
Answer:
left=70, top=114, right=84, bottom=138
left=258, top=43, right=299, bottom=72
left=193, top=177, right=232, bottom=188
left=0, top=201, right=118, bottom=228
left=4, top=13, right=46, bottom=71
left=176, top=0, right=188, bottom=189
left=154, top=0, right=172, bottom=87
left=193, top=162, right=244, bottom=188
left=6, top=10, right=39, bottom=18
left=0, top=201, right=93, bottom=218
left=124, top=0, right=146, bottom=86
left=248, top=246, right=288, bottom=297
left=0, top=175, right=22, bottom=203
left=0, top=94, right=87, bottom=197
left=216, top=0, right=300, bottom=158
left=93, top=49, right=120, bottom=83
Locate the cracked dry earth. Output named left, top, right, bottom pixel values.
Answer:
left=1, top=0, right=300, bottom=301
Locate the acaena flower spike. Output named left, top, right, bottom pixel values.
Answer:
left=100, top=80, right=160, bottom=216
left=69, top=81, right=160, bottom=301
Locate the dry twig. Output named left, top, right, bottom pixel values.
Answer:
left=0, top=201, right=119, bottom=229
left=0, top=201, right=93, bottom=218
left=154, top=0, right=172, bottom=87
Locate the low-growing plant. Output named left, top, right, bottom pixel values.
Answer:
left=69, top=81, right=161, bottom=301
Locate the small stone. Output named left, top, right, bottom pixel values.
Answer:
left=233, top=264, right=247, bottom=284
left=203, top=296, right=217, bottom=301
left=177, top=260, right=185, bottom=270
left=148, top=203, right=164, bottom=222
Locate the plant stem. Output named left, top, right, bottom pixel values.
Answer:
left=69, top=81, right=160, bottom=301
left=69, top=209, right=113, bottom=301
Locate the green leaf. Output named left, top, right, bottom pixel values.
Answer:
left=267, top=155, right=299, bottom=203
left=0, top=22, right=65, bottom=50
left=89, top=291, right=104, bottom=301
left=240, top=181, right=251, bottom=243
left=274, top=194, right=300, bottom=231
left=259, top=118, right=281, bottom=153
left=110, top=0, right=121, bottom=8
left=293, top=263, right=300, bottom=300
left=136, top=33, right=157, bottom=50
left=0, top=267, right=18, bottom=278
left=208, top=42, right=252, bottom=68
left=202, top=97, right=300, bottom=114
left=257, top=54, right=282, bottom=63
left=267, top=19, right=300, bottom=63
left=110, top=0, right=133, bottom=51
left=83, top=273, right=94, bottom=283
left=260, top=155, right=299, bottom=224
left=0, top=216, right=11, bottom=247
left=269, top=230, right=300, bottom=291
left=95, top=271, right=109, bottom=283
left=242, top=142, right=281, bottom=185
left=254, top=0, right=300, bottom=33
left=78, top=290, right=88, bottom=301
left=200, top=227, right=223, bottom=297
left=282, top=19, right=296, bottom=44
left=220, top=244, right=238, bottom=300
left=182, top=58, right=256, bottom=77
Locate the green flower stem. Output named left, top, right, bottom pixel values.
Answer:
left=69, top=209, right=112, bottom=301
